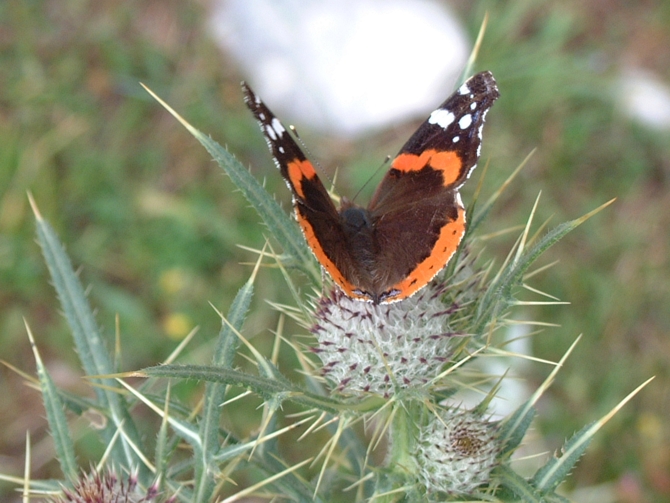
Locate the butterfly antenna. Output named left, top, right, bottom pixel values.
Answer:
left=350, top=154, right=391, bottom=204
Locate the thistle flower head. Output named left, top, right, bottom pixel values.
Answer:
left=311, top=277, right=469, bottom=397
left=49, top=467, right=174, bottom=503
left=415, top=407, right=500, bottom=496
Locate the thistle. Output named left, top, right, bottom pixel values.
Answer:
left=2, top=82, right=648, bottom=503
left=312, top=279, right=464, bottom=396
left=49, top=468, right=174, bottom=503
left=416, top=408, right=499, bottom=496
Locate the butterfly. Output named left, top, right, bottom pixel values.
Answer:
left=243, top=71, right=499, bottom=303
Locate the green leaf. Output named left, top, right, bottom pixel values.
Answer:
left=195, top=278, right=254, bottom=503
left=469, top=149, right=533, bottom=235
left=214, top=279, right=254, bottom=368
left=493, top=464, right=544, bottom=502
left=26, top=322, right=77, bottom=481
left=532, top=376, right=653, bottom=494
left=154, top=386, right=173, bottom=492
left=142, top=85, right=319, bottom=284
left=474, top=199, right=615, bottom=335
left=141, top=364, right=382, bottom=414
left=252, top=455, right=323, bottom=503
left=30, top=196, right=144, bottom=470
left=498, top=400, right=537, bottom=456
left=532, top=421, right=595, bottom=493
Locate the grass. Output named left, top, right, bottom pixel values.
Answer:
left=1, top=1, right=669, bottom=501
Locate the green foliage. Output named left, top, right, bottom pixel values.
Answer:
left=9, top=116, right=642, bottom=501
left=26, top=325, right=77, bottom=482
left=33, top=197, right=145, bottom=472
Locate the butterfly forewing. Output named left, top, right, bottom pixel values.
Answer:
left=243, top=82, right=366, bottom=298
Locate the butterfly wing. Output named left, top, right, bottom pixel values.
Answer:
left=367, top=71, right=500, bottom=302
left=242, top=83, right=364, bottom=298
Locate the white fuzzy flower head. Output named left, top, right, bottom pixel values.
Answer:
left=416, top=408, right=499, bottom=495
left=311, top=280, right=464, bottom=397
left=49, top=467, right=175, bottom=503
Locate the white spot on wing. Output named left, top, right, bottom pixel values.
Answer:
left=428, top=109, right=455, bottom=129
left=458, top=83, right=470, bottom=95
left=265, top=125, right=277, bottom=140
left=271, top=117, right=285, bottom=136
left=470, top=102, right=477, bottom=110
left=458, top=114, right=472, bottom=129
left=452, top=136, right=460, bottom=143
left=278, top=146, right=285, bottom=154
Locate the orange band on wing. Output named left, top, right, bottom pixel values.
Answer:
left=392, top=151, right=433, bottom=172
left=427, top=151, right=462, bottom=185
left=392, top=149, right=462, bottom=186
left=287, top=160, right=318, bottom=199
left=295, top=210, right=365, bottom=300
left=388, top=205, right=466, bottom=301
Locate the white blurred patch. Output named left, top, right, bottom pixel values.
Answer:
left=480, top=322, right=533, bottom=418
left=617, top=68, right=670, bottom=130
left=209, top=0, right=469, bottom=137
left=451, top=322, right=533, bottom=420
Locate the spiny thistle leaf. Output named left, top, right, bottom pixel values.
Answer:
left=532, top=375, right=653, bottom=494
left=116, top=377, right=205, bottom=489
left=498, top=336, right=581, bottom=458
left=474, top=199, right=615, bottom=335
left=493, top=464, right=545, bottom=502
left=195, top=277, right=254, bottom=503
left=141, top=84, right=319, bottom=284
left=140, top=364, right=381, bottom=414
left=228, top=455, right=321, bottom=503
left=212, top=278, right=254, bottom=369
left=28, top=194, right=144, bottom=471
left=154, top=387, right=171, bottom=491
left=532, top=422, right=596, bottom=494
left=468, top=148, right=534, bottom=236
left=497, top=400, right=537, bottom=457
left=25, top=322, right=78, bottom=481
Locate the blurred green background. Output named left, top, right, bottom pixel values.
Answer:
left=1, top=1, right=669, bottom=501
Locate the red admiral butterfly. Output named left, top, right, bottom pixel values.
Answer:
left=244, top=71, right=499, bottom=303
